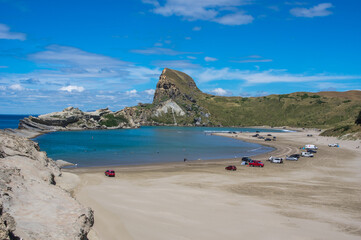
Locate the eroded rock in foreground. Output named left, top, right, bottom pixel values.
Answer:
left=0, top=131, right=94, bottom=239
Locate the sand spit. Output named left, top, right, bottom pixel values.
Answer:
left=67, top=129, right=361, bottom=240
left=0, top=131, right=94, bottom=239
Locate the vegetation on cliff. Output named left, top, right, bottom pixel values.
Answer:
left=137, top=68, right=361, bottom=129
left=99, top=114, right=128, bottom=127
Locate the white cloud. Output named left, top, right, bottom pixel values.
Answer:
left=59, top=85, right=85, bottom=92
left=187, top=56, right=197, bottom=60
left=192, top=26, right=202, bottom=31
left=0, top=86, right=6, bottom=91
left=204, top=56, right=218, bottom=62
left=0, top=66, right=8, bottom=68
left=126, top=89, right=138, bottom=97
left=9, top=84, right=24, bottom=91
left=143, top=0, right=254, bottom=26
left=290, top=3, right=334, bottom=18
left=210, top=88, right=232, bottom=96
left=0, top=23, right=26, bottom=40
left=144, top=89, right=155, bottom=95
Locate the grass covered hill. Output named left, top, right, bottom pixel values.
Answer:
left=137, top=68, right=361, bottom=128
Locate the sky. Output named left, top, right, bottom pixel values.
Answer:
left=0, top=0, right=360, bottom=114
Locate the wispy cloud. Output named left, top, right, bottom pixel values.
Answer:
left=29, top=44, right=128, bottom=67
left=131, top=47, right=199, bottom=56
left=143, top=0, right=254, bottom=26
left=204, top=56, right=218, bottom=62
left=192, top=26, right=202, bottom=31
left=0, top=23, right=26, bottom=40
left=290, top=3, right=334, bottom=18
left=191, top=68, right=361, bottom=85
left=213, top=11, right=253, bottom=25
left=152, top=60, right=200, bottom=69
left=0, top=66, right=8, bottom=68
left=233, top=59, right=272, bottom=63
left=20, top=78, right=40, bottom=84
left=2, top=45, right=161, bottom=94
left=232, top=55, right=272, bottom=63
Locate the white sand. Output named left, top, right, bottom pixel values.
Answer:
left=67, top=129, right=361, bottom=240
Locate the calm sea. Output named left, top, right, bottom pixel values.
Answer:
left=0, top=114, right=32, bottom=129
left=34, top=126, right=281, bottom=167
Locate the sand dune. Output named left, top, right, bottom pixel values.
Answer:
left=67, top=129, right=361, bottom=240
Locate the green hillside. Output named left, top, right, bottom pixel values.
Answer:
left=134, top=68, right=361, bottom=129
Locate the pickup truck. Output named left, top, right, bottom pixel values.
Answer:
left=249, top=160, right=264, bottom=167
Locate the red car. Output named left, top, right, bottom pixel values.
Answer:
left=105, top=170, right=115, bottom=177
left=225, top=165, right=237, bottom=171
left=249, top=160, right=264, bottom=167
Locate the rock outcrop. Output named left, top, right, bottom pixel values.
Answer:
left=153, top=68, right=202, bottom=105
left=0, top=131, right=94, bottom=239
left=16, top=107, right=138, bottom=136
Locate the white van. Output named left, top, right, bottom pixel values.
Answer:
left=305, top=144, right=318, bottom=150
left=302, top=152, right=314, bottom=157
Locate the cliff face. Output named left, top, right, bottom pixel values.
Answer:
left=0, top=131, right=94, bottom=239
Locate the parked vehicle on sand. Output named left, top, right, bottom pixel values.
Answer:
left=307, top=149, right=317, bottom=153
left=225, top=165, right=237, bottom=171
left=249, top=160, right=264, bottom=167
left=252, top=134, right=259, bottom=137
left=242, top=157, right=252, bottom=162
left=301, top=152, right=314, bottom=157
left=305, top=144, right=318, bottom=150
left=328, top=143, right=339, bottom=147
left=286, top=155, right=298, bottom=161
left=265, top=138, right=272, bottom=141
left=105, top=170, right=115, bottom=177
left=289, top=154, right=300, bottom=158
left=268, top=156, right=283, bottom=163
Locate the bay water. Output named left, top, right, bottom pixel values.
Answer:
left=34, top=126, right=281, bottom=167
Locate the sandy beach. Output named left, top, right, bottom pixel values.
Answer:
left=63, top=129, right=361, bottom=240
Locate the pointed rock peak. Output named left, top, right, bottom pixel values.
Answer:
left=153, top=68, right=202, bottom=104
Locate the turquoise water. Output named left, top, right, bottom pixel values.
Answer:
left=34, top=126, right=280, bottom=167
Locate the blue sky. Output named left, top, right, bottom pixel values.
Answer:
left=0, top=0, right=360, bottom=114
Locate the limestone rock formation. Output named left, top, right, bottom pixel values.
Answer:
left=16, top=107, right=137, bottom=136
left=154, top=100, right=186, bottom=117
left=0, top=131, right=94, bottom=239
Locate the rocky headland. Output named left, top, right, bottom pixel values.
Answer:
left=0, top=131, right=94, bottom=239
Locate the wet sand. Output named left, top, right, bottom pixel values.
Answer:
left=63, top=129, right=361, bottom=240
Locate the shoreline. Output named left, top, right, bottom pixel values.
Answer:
left=67, top=129, right=361, bottom=240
